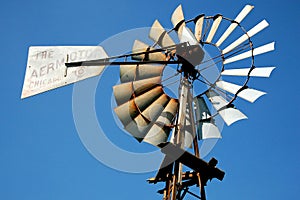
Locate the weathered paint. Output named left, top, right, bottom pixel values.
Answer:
left=21, top=46, right=108, bottom=98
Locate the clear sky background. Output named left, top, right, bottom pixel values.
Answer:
left=1, top=0, right=299, bottom=199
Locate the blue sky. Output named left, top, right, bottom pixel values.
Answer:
left=1, top=0, right=299, bottom=199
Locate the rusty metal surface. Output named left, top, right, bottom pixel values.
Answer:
left=131, top=40, right=166, bottom=61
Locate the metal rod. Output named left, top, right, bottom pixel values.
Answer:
left=171, top=161, right=179, bottom=200
left=66, top=60, right=181, bottom=67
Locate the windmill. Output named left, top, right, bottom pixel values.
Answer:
left=21, top=4, right=275, bottom=200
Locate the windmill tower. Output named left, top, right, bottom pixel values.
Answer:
left=21, top=4, right=275, bottom=200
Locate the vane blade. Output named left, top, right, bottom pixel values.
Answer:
left=206, top=15, right=222, bottom=43
left=120, top=64, right=164, bottom=83
left=114, top=86, right=164, bottom=126
left=201, top=123, right=221, bottom=139
left=194, top=96, right=221, bottom=139
left=218, top=108, right=247, bottom=126
left=171, top=4, right=185, bottom=39
left=205, top=90, right=247, bottom=125
left=149, top=20, right=175, bottom=47
left=124, top=94, right=170, bottom=141
left=21, top=46, right=108, bottom=99
left=143, top=99, right=178, bottom=146
left=216, top=80, right=266, bottom=103
left=205, top=90, right=227, bottom=110
left=194, top=15, right=204, bottom=42
left=222, top=20, right=269, bottom=54
left=131, top=40, right=166, bottom=61
left=221, top=67, right=275, bottom=77
left=113, top=76, right=161, bottom=106
left=180, top=26, right=198, bottom=45
left=216, top=5, right=254, bottom=46
left=224, top=42, right=275, bottom=64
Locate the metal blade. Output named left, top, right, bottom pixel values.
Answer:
left=114, top=86, right=164, bottom=126
left=205, top=90, right=247, bottom=125
left=194, top=15, right=204, bottom=42
left=21, top=46, right=108, bottom=99
left=221, top=67, right=275, bottom=77
left=224, top=42, right=275, bottom=64
left=194, top=96, right=221, bottom=139
left=171, top=4, right=185, bottom=39
left=216, top=80, right=266, bottom=103
left=216, top=5, right=254, bottom=46
left=180, top=26, right=198, bottom=45
left=124, top=94, right=170, bottom=141
left=113, top=76, right=161, bottom=106
left=149, top=20, right=175, bottom=47
left=131, top=40, right=167, bottom=61
left=201, top=123, right=221, bottom=139
left=205, top=90, right=227, bottom=110
left=205, top=15, right=222, bottom=43
left=143, top=99, right=178, bottom=146
left=222, top=20, right=269, bottom=54
left=120, top=64, right=164, bottom=83
left=218, top=108, right=247, bottom=126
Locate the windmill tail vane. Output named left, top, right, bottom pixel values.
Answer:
left=21, top=4, right=275, bottom=200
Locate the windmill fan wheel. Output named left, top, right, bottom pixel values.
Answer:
left=113, top=4, right=275, bottom=147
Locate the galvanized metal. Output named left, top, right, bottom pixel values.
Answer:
left=216, top=4, right=254, bottom=46
left=205, top=15, right=222, bottom=43
left=206, top=90, right=247, bottom=126
left=216, top=80, right=266, bottom=103
left=224, top=42, right=275, bottom=64
left=221, top=67, right=275, bottom=77
left=194, top=96, right=221, bottom=139
left=222, top=20, right=269, bottom=54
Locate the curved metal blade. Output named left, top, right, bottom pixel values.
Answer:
left=181, top=26, right=198, bottom=45
left=224, top=42, right=275, bottom=64
left=216, top=80, right=266, bottom=103
left=218, top=108, right=247, bottom=126
left=194, top=15, right=204, bottom=42
left=143, top=99, right=178, bottom=146
left=205, top=90, right=247, bottom=126
left=216, top=5, right=254, bottom=46
left=201, top=123, right=221, bottom=139
left=206, top=15, right=222, bottom=43
left=114, top=86, right=164, bottom=126
left=221, top=67, right=275, bottom=77
left=149, top=20, right=175, bottom=47
left=120, top=64, right=164, bottom=83
left=124, top=94, right=170, bottom=141
left=113, top=76, right=161, bottom=106
left=194, top=96, right=221, bottom=139
left=131, top=40, right=167, bottom=61
left=171, top=4, right=185, bottom=39
left=222, top=20, right=269, bottom=54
